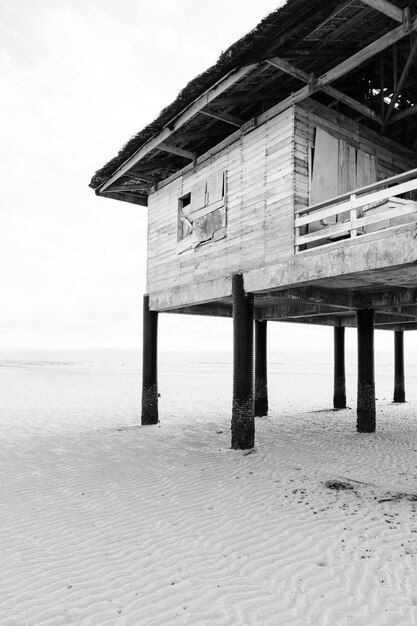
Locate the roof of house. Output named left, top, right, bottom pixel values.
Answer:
left=90, top=0, right=417, bottom=205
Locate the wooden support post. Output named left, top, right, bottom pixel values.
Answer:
left=333, top=326, right=346, bottom=409
left=393, top=330, right=405, bottom=402
left=141, top=294, right=158, bottom=425
left=356, top=309, right=376, bottom=433
left=232, top=274, right=254, bottom=449
left=255, top=320, right=268, bottom=417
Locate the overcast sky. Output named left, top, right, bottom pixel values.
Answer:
left=0, top=0, right=411, bottom=360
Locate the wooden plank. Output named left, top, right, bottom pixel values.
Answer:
left=339, top=141, right=356, bottom=222
left=310, top=128, right=339, bottom=205
left=207, top=172, right=224, bottom=204
left=158, top=142, right=196, bottom=161
left=296, top=202, right=417, bottom=245
left=296, top=177, right=417, bottom=227
left=188, top=198, right=224, bottom=222
left=322, top=85, right=383, bottom=124
left=189, top=181, right=207, bottom=214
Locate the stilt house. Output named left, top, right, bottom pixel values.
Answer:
left=90, top=0, right=417, bottom=448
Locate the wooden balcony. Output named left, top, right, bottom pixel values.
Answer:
left=295, top=168, right=417, bottom=253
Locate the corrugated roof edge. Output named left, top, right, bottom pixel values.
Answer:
left=89, top=2, right=291, bottom=190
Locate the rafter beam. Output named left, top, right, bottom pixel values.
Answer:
left=178, top=130, right=225, bottom=142
left=256, top=303, right=349, bottom=320
left=266, top=57, right=309, bottom=84
left=382, top=34, right=417, bottom=130
left=210, top=94, right=278, bottom=106
left=129, top=160, right=173, bottom=172
left=316, top=22, right=416, bottom=86
left=97, top=62, right=257, bottom=193
left=106, top=184, right=152, bottom=193
left=201, top=108, right=243, bottom=127
left=358, top=0, right=403, bottom=23
left=323, top=85, right=384, bottom=123
left=121, top=171, right=158, bottom=183
left=266, top=57, right=383, bottom=123
left=99, top=190, right=148, bottom=206
left=263, top=21, right=417, bottom=122
left=158, top=142, right=196, bottom=161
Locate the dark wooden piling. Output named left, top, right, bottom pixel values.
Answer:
left=232, top=274, right=254, bottom=449
left=333, top=326, right=346, bottom=409
left=393, top=330, right=405, bottom=403
left=141, top=294, right=159, bottom=425
left=356, top=308, right=376, bottom=433
left=255, top=320, right=268, bottom=417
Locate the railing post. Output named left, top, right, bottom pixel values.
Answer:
left=350, top=193, right=357, bottom=238
left=295, top=225, right=301, bottom=253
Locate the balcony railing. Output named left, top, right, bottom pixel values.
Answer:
left=295, top=167, right=417, bottom=253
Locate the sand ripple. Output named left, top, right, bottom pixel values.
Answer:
left=1, top=362, right=417, bottom=624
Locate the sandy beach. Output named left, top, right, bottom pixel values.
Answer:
left=1, top=351, right=417, bottom=625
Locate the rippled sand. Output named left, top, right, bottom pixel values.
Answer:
left=1, top=355, right=417, bottom=625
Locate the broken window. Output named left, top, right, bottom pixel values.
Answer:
left=178, top=192, right=192, bottom=240
left=177, top=171, right=227, bottom=254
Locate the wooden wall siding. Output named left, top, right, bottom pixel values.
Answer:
left=147, top=108, right=295, bottom=297
left=294, top=100, right=417, bottom=223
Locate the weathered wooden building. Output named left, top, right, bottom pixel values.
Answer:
left=91, top=0, right=417, bottom=448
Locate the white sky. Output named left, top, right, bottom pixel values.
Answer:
left=0, top=0, right=413, bottom=359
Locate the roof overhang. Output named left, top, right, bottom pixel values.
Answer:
left=91, top=0, right=417, bottom=206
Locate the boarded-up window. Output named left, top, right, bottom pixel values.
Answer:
left=310, top=128, right=339, bottom=206
left=177, top=171, right=227, bottom=254
left=309, top=128, right=377, bottom=227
